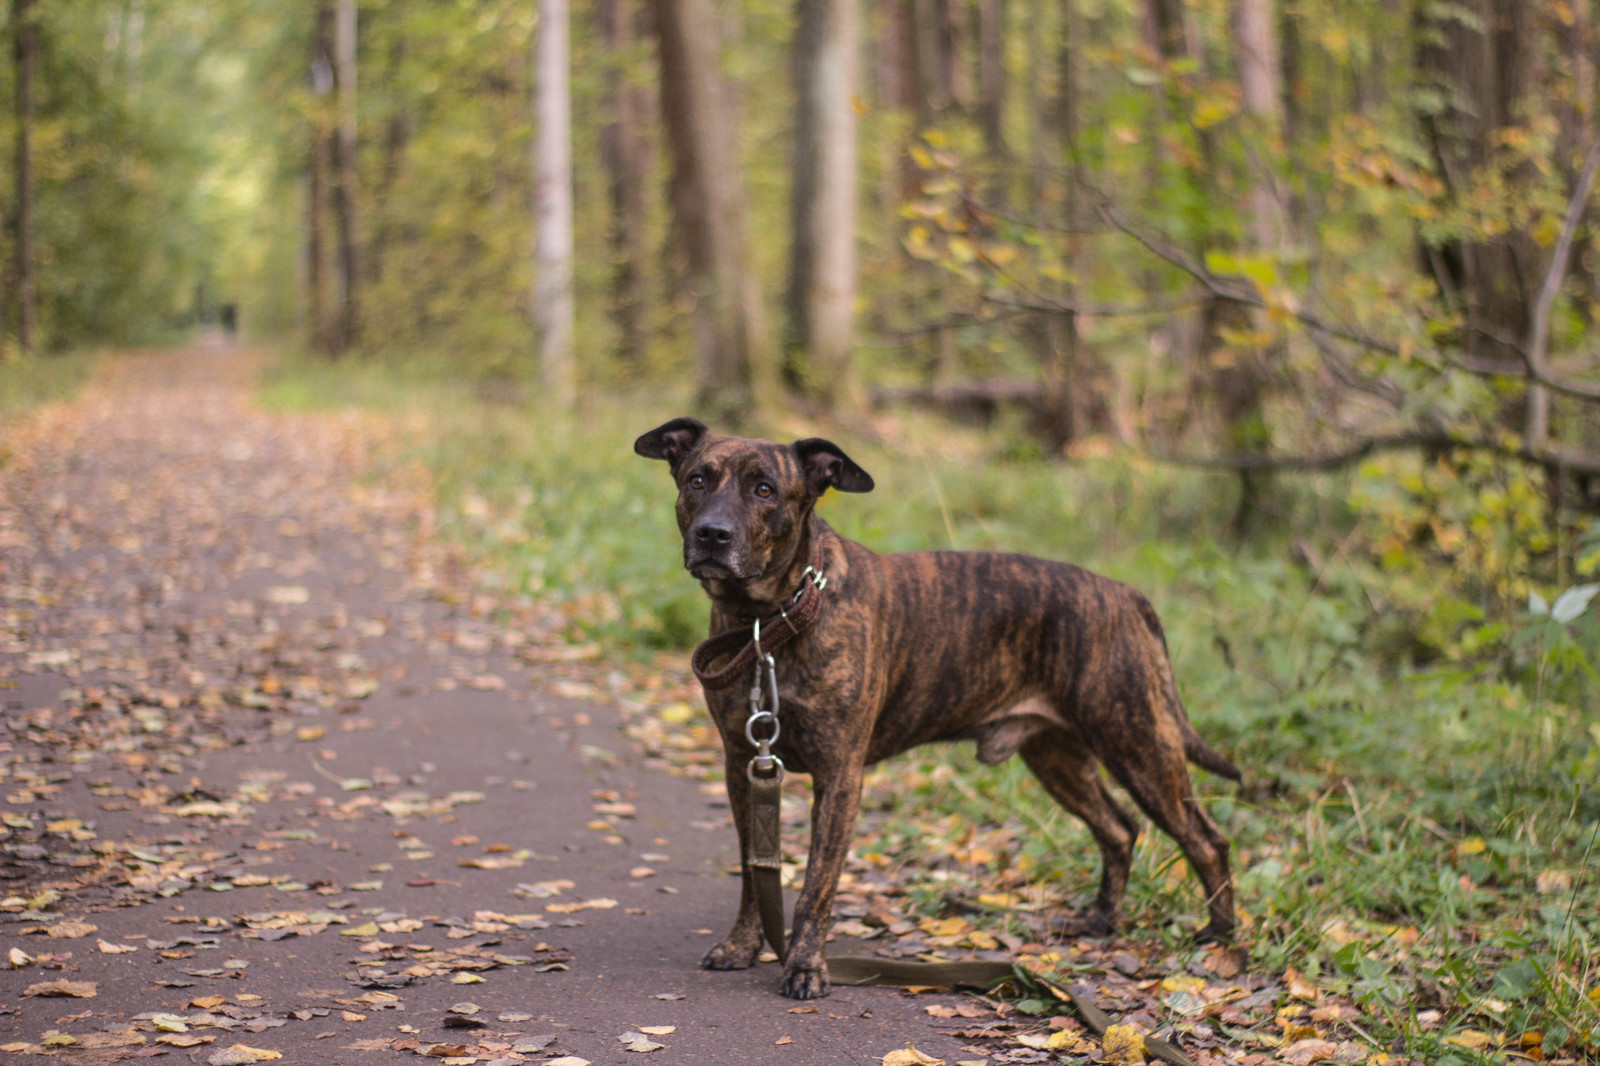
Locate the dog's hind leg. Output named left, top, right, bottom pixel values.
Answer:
left=1099, top=717, right=1235, bottom=941
left=1020, top=732, right=1139, bottom=936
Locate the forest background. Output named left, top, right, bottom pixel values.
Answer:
left=2, top=0, right=1600, bottom=1061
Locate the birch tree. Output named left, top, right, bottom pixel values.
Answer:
left=534, top=0, right=577, bottom=404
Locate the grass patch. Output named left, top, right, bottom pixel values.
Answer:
left=259, top=350, right=1599, bottom=1058
left=0, top=349, right=99, bottom=419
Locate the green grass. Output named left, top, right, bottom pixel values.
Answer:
left=260, top=350, right=1600, bottom=1060
left=0, top=349, right=99, bottom=420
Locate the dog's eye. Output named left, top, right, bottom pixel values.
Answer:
left=754, top=482, right=774, bottom=499
left=688, top=475, right=705, bottom=490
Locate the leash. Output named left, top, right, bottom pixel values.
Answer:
left=689, top=541, right=1195, bottom=1066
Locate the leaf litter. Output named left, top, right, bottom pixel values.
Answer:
left=2, top=351, right=1564, bottom=1065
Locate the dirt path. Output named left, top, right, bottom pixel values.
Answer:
left=0, top=350, right=988, bottom=1065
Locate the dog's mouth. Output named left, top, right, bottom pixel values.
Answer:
left=685, top=549, right=759, bottom=583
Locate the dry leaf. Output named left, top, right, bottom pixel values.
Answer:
left=1281, top=1038, right=1339, bottom=1065
left=882, top=1046, right=944, bottom=1066
left=98, top=938, right=137, bottom=953
left=1102, top=1024, right=1146, bottom=1065
left=638, top=1026, right=675, bottom=1035
left=545, top=1058, right=591, bottom=1066
left=546, top=898, right=618, bottom=914
left=207, top=1044, right=283, bottom=1065
left=22, top=980, right=97, bottom=998
left=46, top=919, right=97, bottom=938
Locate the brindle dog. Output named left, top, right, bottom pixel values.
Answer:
left=635, top=417, right=1240, bottom=1000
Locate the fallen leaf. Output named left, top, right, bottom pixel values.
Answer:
left=1102, top=1024, right=1146, bottom=1065
left=547, top=898, right=618, bottom=914
left=10, top=947, right=34, bottom=968
left=1285, top=967, right=1320, bottom=1001
left=1444, top=1030, right=1496, bottom=1051
left=451, top=972, right=485, bottom=984
left=47, top=919, right=97, bottom=938
left=22, top=980, right=97, bottom=998
left=98, top=938, right=138, bottom=953
left=545, top=1058, right=591, bottom=1066
left=152, top=1013, right=190, bottom=1032
left=208, top=1044, right=283, bottom=1065
left=1281, top=1038, right=1339, bottom=1065
left=619, top=1031, right=666, bottom=1052
left=882, top=1047, right=944, bottom=1066
left=775, top=1035, right=793, bottom=1045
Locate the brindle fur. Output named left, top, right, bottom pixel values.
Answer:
left=635, top=417, right=1240, bottom=1000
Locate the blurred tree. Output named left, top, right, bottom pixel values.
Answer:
left=784, top=0, right=861, bottom=409
left=331, top=0, right=360, bottom=352
left=9, top=0, right=36, bottom=353
left=653, top=0, right=770, bottom=420
left=534, top=0, right=576, bottom=403
left=598, top=0, right=649, bottom=366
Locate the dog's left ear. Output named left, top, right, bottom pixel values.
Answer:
left=794, top=438, right=874, bottom=496
left=635, top=417, right=708, bottom=474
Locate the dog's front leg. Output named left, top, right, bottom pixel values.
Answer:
left=701, top=750, right=766, bottom=970
left=780, top=763, right=864, bottom=1000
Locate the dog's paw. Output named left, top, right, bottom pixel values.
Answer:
left=1041, top=910, right=1115, bottom=939
left=700, top=938, right=761, bottom=970
left=779, top=958, right=830, bottom=1000
left=1193, top=921, right=1239, bottom=947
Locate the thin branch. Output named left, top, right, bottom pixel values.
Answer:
left=1527, top=129, right=1600, bottom=445
left=1098, top=198, right=1600, bottom=403
left=1150, top=433, right=1600, bottom=478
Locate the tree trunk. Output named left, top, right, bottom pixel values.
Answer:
left=1233, top=0, right=1284, bottom=251
left=534, top=0, right=576, bottom=404
left=784, top=0, right=861, bottom=407
left=977, top=0, right=1007, bottom=176
left=309, top=0, right=335, bottom=355
left=653, top=0, right=770, bottom=421
left=330, top=0, right=361, bottom=353
left=1414, top=0, right=1540, bottom=365
left=599, top=0, right=648, bottom=366
left=11, top=0, right=36, bottom=353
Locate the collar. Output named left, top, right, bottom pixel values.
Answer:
left=690, top=538, right=829, bottom=691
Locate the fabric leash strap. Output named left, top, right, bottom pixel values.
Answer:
left=690, top=542, right=829, bottom=691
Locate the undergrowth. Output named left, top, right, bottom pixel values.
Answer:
left=260, top=350, right=1599, bottom=1059
left=0, top=349, right=99, bottom=420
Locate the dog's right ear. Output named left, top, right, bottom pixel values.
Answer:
left=634, top=417, right=708, bottom=474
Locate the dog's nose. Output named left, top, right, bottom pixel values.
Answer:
left=693, top=519, right=734, bottom=546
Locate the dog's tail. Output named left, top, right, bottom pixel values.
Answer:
left=1136, top=595, right=1243, bottom=783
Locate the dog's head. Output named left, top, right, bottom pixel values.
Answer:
left=634, top=417, right=873, bottom=589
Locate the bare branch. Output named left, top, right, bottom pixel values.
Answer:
left=1150, top=433, right=1600, bottom=479
left=1526, top=130, right=1600, bottom=445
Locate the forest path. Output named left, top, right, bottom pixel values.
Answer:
left=0, top=348, right=982, bottom=1066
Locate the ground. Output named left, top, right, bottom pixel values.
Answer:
left=0, top=349, right=1479, bottom=1066
left=1, top=349, right=1023, bottom=1066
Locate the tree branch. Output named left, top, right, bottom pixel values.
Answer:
left=1097, top=198, right=1600, bottom=403
left=1150, top=433, right=1600, bottom=479
left=1526, top=129, right=1600, bottom=445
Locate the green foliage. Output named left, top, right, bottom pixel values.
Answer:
left=0, top=349, right=97, bottom=419
left=0, top=1, right=230, bottom=350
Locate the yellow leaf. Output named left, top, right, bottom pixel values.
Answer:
left=1445, top=1029, right=1496, bottom=1050
left=918, top=917, right=970, bottom=938
left=882, top=1046, right=944, bottom=1066
left=1103, top=1024, right=1146, bottom=1064
left=1459, top=836, right=1487, bottom=856
left=1161, top=974, right=1205, bottom=995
